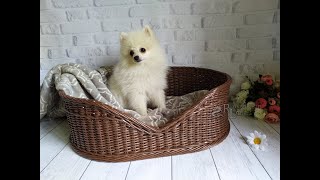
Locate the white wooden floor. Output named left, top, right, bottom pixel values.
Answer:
left=40, top=110, right=280, bottom=180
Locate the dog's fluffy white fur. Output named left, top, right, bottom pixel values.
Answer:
left=108, top=26, right=168, bottom=116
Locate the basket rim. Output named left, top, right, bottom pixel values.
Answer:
left=59, top=66, right=232, bottom=134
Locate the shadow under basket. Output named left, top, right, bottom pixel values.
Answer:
left=59, top=66, right=232, bottom=162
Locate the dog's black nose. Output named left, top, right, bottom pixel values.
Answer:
left=134, top=56, right=141, bottom=62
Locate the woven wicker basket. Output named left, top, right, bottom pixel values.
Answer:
left=59, top=66, right=232, bottom=162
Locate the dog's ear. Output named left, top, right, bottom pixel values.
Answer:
left=143, top=25, right=153, bottom=37
left=120, top=32, right=128, bottom=41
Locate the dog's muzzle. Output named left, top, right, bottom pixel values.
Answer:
left=134, top=56, right=142, bottom=62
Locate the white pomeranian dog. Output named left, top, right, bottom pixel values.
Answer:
left=108, top=25, right=168, bottom=116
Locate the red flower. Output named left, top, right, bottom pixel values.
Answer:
left=268, top=98, right=276, bottom=106
left=277, top=92, right=280, bottom=99
left=255, top=98, right=267, bottom=109
left=265, top=79, right=273, bottom=85
left=261, top=75, right=273, bottom=82
left=268, top=105, right=280, bottom=115
left=265, top=113, right=280, bottom=123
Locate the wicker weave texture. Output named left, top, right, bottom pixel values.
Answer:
left=59, top=66, right=232, bottom=162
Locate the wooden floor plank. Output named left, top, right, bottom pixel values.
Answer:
left=231, top=115, right=280, bottom=180
left=80, top=161, right=130, bottom=180
left=40, top=120, right=70, bottom=172
left=40, top=144, right=91, bottom=180
left=40, top=117, right=64, bottom=139
left=268, top=123, right=280, bottom=134
left=126, top=157, right=171, bottom=180
left=172, top=150, right=220, bottom=180
left=210, top=121, right=271, bottom=180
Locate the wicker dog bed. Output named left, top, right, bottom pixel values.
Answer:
left=59, top=66, right=232, bottom=162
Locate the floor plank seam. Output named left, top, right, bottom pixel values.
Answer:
left=79, top=160, right=92, bottom=180
left=209, top=149, right=221, bottom=180
left=230, top=119, right=273, bottom=180
left=40, top=119, right=65, bottom=140
left=124, top=161, right=132, bottom=180
left=266, top=124, right=280, bottom=135
left=40, top=141, right=70, bottom=173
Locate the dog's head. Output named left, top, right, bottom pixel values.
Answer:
left=119, top=25, right=160, bottom=64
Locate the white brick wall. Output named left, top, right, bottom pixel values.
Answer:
left=40, top=0, right=280, bottom=96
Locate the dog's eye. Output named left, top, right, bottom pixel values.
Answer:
left=129, top=50, right=134, bottom=56
left=140, top=48, right=146, bottom=53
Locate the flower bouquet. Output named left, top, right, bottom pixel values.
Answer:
left=232, top=74, right=280, bottom=123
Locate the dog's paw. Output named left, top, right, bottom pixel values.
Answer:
left=160, top=108, right=170, bottom=114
